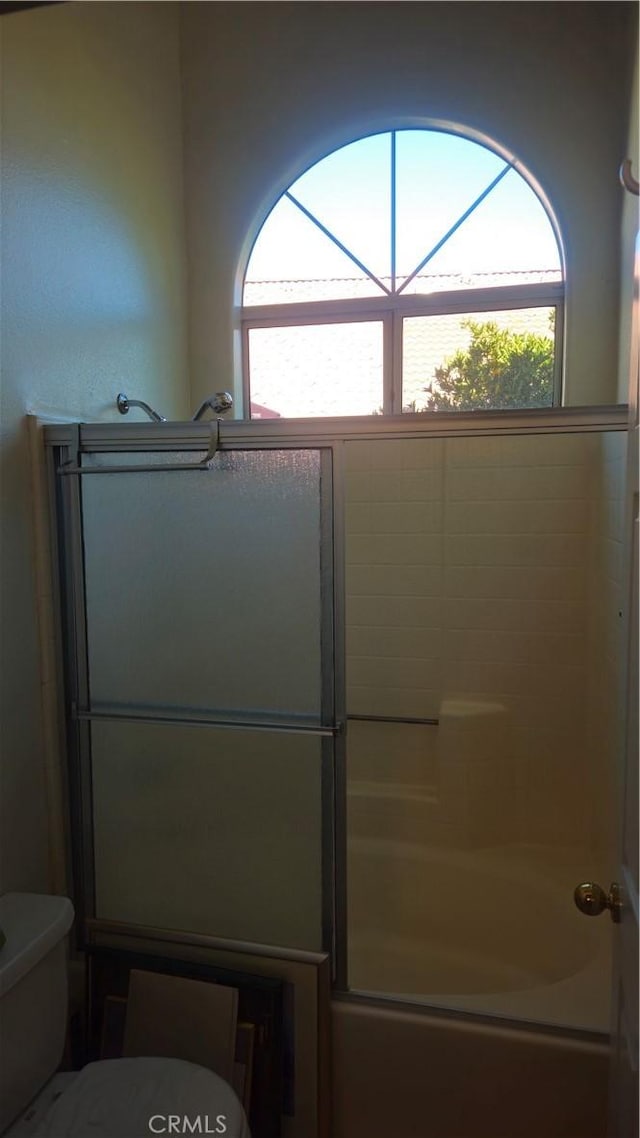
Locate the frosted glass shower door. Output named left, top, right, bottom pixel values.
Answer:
left=82, top=450, right=327, bottom=720
left=75, top=448, right=334, bottom=952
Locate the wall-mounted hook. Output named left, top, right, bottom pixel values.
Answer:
left=619, top=158, right=639, bottom=196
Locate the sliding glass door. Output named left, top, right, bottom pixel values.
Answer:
left=57, top=444, right=337, bottom=954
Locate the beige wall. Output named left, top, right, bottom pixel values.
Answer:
left=0, top=1, right=189, bottom=892
left=181, top=1, right=636, bottom=411
left=617, top=41, right=639, bottom=403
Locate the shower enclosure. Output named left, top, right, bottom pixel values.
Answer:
left=45, top=404, right=626, bottom=1041
left=50, top=427, right=341, bottom=962
left=344, top=426, right=626, bottom=1033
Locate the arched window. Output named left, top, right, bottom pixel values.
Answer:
left=242, top=129, right=563, bottom=419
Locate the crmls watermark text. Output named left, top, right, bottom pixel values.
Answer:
left=148, top=1116, right=228, bottom=1135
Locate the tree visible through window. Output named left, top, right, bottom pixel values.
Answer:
left=242, top=129, right=563, bottom=418
left=416, top=315, right=555, bottom=412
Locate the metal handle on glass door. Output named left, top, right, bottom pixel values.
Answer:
left=619, top=159, right=639, bottom=196
left=573, top=881, right=622, bottom=923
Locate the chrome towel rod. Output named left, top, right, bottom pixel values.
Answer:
left=58, top=421, right=221, bottom=475
left=72, top=705, right=342, bottom=737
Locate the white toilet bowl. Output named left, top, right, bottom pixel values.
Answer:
left=5, top=1056, right=250, bottom=1137
left=0, top=894, right=250, bottom=1138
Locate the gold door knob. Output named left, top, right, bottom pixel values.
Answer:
left=574, top=881, right=622, bottom=923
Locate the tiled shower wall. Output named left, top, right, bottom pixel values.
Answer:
left=345, top=430, right=625, bottom=853
left=586, top=432, right=627, bottom=873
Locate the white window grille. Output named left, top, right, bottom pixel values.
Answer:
left=241, top=129, right=564, bottom=419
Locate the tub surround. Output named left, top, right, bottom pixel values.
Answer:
left=331, top=998, right=608, bottom=1138
left=347, top=837, right=611, bottom=1033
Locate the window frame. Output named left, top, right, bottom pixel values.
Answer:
left=241, top=127, right=565, bottom=420
left=242, top=280, right=564, bottom=418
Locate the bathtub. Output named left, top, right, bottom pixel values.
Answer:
left=331, top=995, right=609, bottom=1138
left=347, top=835, right=612, bottom=1033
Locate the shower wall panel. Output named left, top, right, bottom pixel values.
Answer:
left=346, top=439, right=445, bottom=724
left=586, top=432, right=627, bottom=875
left=442, top=433, right=593, bottom=849
left=345, top=433, right=604, bottom=849
left=345, top=429, right=623, bottom=1027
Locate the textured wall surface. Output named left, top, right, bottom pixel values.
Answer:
left=0, top=1, right=188, bottom=892
left=181, top=1, right=636, bottom=410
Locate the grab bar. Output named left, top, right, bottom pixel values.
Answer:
left=58, top=421, right=221, bottom=475
left=347, top=714, right=439, bottom=726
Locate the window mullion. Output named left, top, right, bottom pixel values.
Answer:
left=241, top=321, right=251, bottom=419
left=379, top=311, right=392, bottom=414
left=391, top=131, right=397, bottom=296
left=389, top=282, right=564, bottom=319
left=390, top=309, right=403, bottom=414
left=241, top=282, right=564, bottom=327
left=553, top=302, right=565, bottom=406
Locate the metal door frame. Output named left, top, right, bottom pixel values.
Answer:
left=44, top=404, right=626, bottom=983
left=47, top=424, right=344, bottom=974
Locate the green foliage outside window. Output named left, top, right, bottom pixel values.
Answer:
left=408, top=317, right=555, bottom=412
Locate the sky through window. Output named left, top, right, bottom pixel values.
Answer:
left=244, top=130, right=562, bottom=300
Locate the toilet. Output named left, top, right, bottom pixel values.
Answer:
left=0, top=893, right=251, bottom=1137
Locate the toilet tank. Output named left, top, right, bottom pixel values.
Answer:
left=0, top=893, right=74, bottom=1134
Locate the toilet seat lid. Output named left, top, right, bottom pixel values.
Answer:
left=34, top=1057, right=250, bottom=1137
